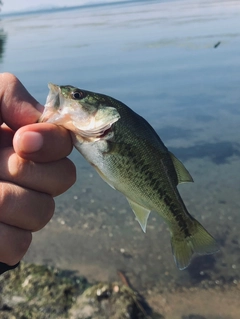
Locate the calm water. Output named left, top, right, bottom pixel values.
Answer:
left=1, top=0, right=240, bottom=313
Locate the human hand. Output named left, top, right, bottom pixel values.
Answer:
left=0, top=73, right=76, bottom=271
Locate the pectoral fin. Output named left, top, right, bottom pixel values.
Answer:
left=127, top=198, right=151, bottom=233
left=169, top=152, right=193, bottom=184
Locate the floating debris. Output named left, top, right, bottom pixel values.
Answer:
left=117, top=270, right=151, bottom=319
left=214, top=41, right=221, bottom=48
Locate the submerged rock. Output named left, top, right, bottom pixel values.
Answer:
left=0, top=262, right=161, bottom=319
left=0, top=262, right=88, bottom=319
left=69, top=282, right=143, bottom=319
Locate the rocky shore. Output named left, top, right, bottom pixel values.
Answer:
left=0, top=262, right=160, bottom=319
left=1, top=262, right=239, bottom=319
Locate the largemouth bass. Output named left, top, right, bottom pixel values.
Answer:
left=40, top=84, right=219, bottom=270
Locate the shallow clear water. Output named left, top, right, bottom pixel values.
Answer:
left=1, top=0, right=240, bottom=316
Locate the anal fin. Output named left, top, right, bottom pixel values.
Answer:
left=126, top=198, right=151, bottom=233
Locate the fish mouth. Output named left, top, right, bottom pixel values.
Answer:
left=44, top=82, right=58, bottom=95
left=39, top=83, right=121, bottom=141
left=39, top=83, right=61, bottom=123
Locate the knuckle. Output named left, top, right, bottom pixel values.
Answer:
left=52, top=159, right=76, bottom=197
left=16, top=231, right=32, bottom=259
left=42, top=196, right=55, bottom=225
left=58, top=127, right=73, bottom=156
left=65, top=158, right=77, bottom=185
left=1, top=72, right=18, bottom=85
left=5, top=231, right=32, bottom=266
left=8, top=153, right=26, bottom=180
left=32, top=195, right=55, bottom=232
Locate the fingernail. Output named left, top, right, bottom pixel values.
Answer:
left=18, top=131, right=44, bottom=153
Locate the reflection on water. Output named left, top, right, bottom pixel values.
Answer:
left=170, top=141, right=240, bottom=164
left=1, top=0, right=240, bottom=317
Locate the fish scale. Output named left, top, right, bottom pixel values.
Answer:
left=40, top=84, right=219, bottom=270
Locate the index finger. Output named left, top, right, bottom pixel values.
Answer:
left=0, top=73, right=43, bottom=130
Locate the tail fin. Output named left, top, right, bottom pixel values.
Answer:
left=171, top=219, right=219, bottom=270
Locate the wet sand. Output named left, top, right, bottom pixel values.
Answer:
left=148, top=284, right=240, bottom=319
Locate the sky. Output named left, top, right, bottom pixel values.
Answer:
left=0, top=0, right=115, bottom=13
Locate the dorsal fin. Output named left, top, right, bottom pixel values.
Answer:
left=126, top=198, right=151, bottom=233
left=169, top=152, right=193, bottom=184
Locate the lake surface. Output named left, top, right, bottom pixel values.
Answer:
left=1, top=0, right=240, bottom=317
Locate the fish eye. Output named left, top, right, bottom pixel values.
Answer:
left=71, top=90, right=84, bottom=100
